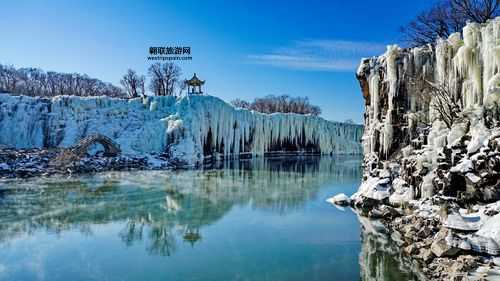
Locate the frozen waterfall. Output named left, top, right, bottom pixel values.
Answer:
left=0, top=94, right=363, bottom=164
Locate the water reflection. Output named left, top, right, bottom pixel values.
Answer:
left=0, top=156, right=361, bottom=257
left=357, top=215, right=427, bottom=281
left=0, top=156, right=430, bottom=281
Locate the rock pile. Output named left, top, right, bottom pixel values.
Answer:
left=0, top=148, right=174, bottom=179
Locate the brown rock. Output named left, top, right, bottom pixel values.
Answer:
left=379, top=205, right=402, bottom=218
left=431, top=228, right=460, bottom=257
left=447, top=255, right=480, bottom=280
left=417, top=225, right=432, bottom=238
left=404, top=244, right=418, bottom=255
left=418, top=248, right=435, bottom=263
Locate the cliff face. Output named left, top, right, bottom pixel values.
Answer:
left=352, top=19, right=500, bottom=263
left=356, top=18, right=500, bottom=201
left=0, top=94, right=363, bottom=164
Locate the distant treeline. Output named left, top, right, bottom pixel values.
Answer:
left=0, top=62, right=185, bottom=98
left=0, top=64, right=124, bottom=97
left=0, top=63, right=323, bottom=116
left=231, top=95, right=321, bottom=116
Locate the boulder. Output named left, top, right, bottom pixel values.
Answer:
left=449, top=255, right=479, bottom=278
left=431, top=228, right=460, bottom=257
left=418, top=248, right=435, bottom=263
left=326, top=193, right=350, bottom=206
left=404, top=244, right=418, bottom=255
left=379, top=205, right=402, bottom=218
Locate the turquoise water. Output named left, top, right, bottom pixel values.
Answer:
left=0, top=157, right=421, bottom=281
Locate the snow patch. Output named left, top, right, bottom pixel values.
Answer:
left=326, top=193, right=351, bottom=206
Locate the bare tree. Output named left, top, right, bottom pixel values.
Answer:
left=401, top=0, right=499, bottom=46
left=452, top=0, right=499, bottom=23
left=231, top=95, right=322, bottom=116
left=231, top=98, right=251, bottom=109
left=162, top=63, right=181, bottom=96
left=0, top=63, right=125, bottom=97
left=148, top=63, right=181, bottom=96
left=148, top=63, right=164, bottom=96
left=121, top=69, right=145, bottom=98
left=425, top=80, right=462, bottom=129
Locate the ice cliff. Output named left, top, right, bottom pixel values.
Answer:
left=0, top=94, right=362, bottom=164
left=354, top=18, right=500, bottom=258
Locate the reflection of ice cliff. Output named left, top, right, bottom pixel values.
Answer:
left=0, top=156, right=361, bottom=256
left=357, top=215, right=426, bottom=281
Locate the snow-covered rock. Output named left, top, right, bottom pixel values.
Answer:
left=450, top=159, right=474, bottom=173
left=326, top=193, right=351, bottom=206
left=388, top=177, right=413, bottom=205
left=352, top=177, right=391, bottom=202
left=444, top=213, right=483, bottom=231
left=0, top=94, right=363, bottom=164
left=467, top=117, right=490, bottom=155
left=447, top=121, right=469, bottom=148
left=447, top=214, right=500, bottom=256
left=472, top=213, right=500, bottom=255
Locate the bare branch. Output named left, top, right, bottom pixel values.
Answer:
left=401, top=0, right=499, bottom=47
left=231, top=95, right=322, bottom=116
left=121, top=69, right=145, bottom=98
left=424, top=80, right=462, bottom=129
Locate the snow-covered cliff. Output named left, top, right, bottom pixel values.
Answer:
left=356, top=17, right=500, bottom=198
left=353, top=18, right=500, bottom=261
left=0, top=94, right=362, bottom=164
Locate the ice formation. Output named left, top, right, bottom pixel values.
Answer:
left=354, top=18, right=500, bottom=260
left=357, top=17, right=500, bottom=163
left=445, top=208, right=500, bottom=256
left=355, top=18, right=500, bottom=200
left=0, top=94, right=363, bottom=164
left=388, top=177, right=413, bottom=206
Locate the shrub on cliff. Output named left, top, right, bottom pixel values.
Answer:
left=231, top=95, right=321, bottom=116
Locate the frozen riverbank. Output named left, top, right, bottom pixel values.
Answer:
left=0, top=94, right=362, bottom=167
left=330, top=18, right=500, bottom=280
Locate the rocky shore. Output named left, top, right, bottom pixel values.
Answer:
left=0, top=147, right=173, bottom=179
left=331, top=170, right=500, bottom=280
left=347, top=197, right=500, bottom=280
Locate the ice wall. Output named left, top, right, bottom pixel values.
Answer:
left=356, top=18, right=500, bottom=162
left=354, top=18, right=500, bottom=207
left=0, top=94, right=363, bottom=164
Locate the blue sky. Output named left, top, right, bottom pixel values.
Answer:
left=0, top=0, right=435, bottom=123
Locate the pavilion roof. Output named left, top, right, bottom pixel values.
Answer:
left=186, top=73, right=205, bottom=86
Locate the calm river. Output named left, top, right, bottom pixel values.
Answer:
left=0, top=156, right=422, bottom=281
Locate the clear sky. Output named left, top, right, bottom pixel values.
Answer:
left=0, top=0, right=435, bottom=123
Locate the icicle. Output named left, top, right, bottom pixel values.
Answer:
left=369, top=72, right=380, bottom=121
left=453, top=22, right=483, bottom=108
left=382, top=45, right=399, bottom=156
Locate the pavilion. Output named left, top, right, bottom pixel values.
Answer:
left=185, top=73, right=205, bottom=95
